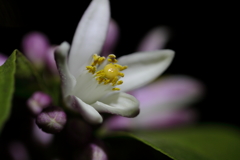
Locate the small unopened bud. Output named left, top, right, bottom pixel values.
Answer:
left=8, top=141, right=30, bottom=160
left=0, top=53, right=7, bottom=66
left=32, top=120, right=54, bottom=146
left=75, top=143, right=108, bottom=160
left=27, top=92, right=52, bottom=116
left=36, top=107, right=67, bottom=133
left=22, top=32, right=50, bottom=69
left=102, top=19, right=119, bottom=57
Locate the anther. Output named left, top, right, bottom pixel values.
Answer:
left=118, top=72, right=124, bottom=77
left=85, top=54, right=127, bottom=91
left=117, top=80, right=123, bottom=85
left=108, top=54, right=116, bottom=59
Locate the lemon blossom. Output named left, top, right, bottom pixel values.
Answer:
left=102, top=22, right=204, bottom=130
left=54, top=0, right=174, bottom=124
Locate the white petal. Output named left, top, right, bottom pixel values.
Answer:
left=54, top=42, right=76, bottom=98
left=69, top=0, right=110, bottom=77
left=66, top=95, right=103, bottom=124
left=91, top=92, right=139, bottom=117
left=118, top=50, right=174, bottom=92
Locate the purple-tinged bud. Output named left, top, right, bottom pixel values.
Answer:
left=36, top=107, right=67, bottom=133
left=137, top=26, right=170, bottom=51
left=8, top=141, right=30, bottom=160
left=0, top=53, right=7, bottom=66
left=74, top=143, right=108, bottom=160
left=31, top=120, right=54, bottom=146
left=27, top=92, right=52, bottom=116
left=22, top=32, right=50, bottom=68
left=102, top=19, right=119, bottom=57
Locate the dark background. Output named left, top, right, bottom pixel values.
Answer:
left=0, top=0, right=238, bottom=127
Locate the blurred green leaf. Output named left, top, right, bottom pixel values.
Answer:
left=0, top=50, right=16, bottom=132
left=14, top=50, right=47, bottom=98
left=0, top=50, right=47, bottom=132
left=101, top=124, right=240, bottom=160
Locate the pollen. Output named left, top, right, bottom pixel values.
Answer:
left=85, top=54, right=127, bottom=91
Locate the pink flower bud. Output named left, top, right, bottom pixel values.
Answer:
left=22, top=32, right=50, bottom=68
left=0, top=53, right=7, bottom=66
left=36, top=107, right=67, bottom=133
left=137, top=26, right=170, bottom=51
left=31, top=120, right=54, bottom=146
left=27, top=92, right=52, bottom=116
left=102, top=19, right=119, bottom=57
left=74, top=143, right=108, bottom=160
left=8, top=141, right=30, bottom=160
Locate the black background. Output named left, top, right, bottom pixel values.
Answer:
left=0, top=0, right=238, bottom=127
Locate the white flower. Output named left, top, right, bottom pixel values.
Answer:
left=54, top=0, right=174, bottom=124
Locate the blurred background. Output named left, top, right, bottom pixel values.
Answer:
left=0, top=0, right=238, bottom=127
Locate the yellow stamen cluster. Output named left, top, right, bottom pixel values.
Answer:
left=85, top=54, right=127, bottom=91
left=86, top=54, right=105, bottom=74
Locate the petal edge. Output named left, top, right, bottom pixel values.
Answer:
left=118, top=49, right=175, bottom=92
left=92, top=92, right=139, bottom=117
left=69, top=0, right=110, bottom=77
left=54, top=42, right=76, bottom=98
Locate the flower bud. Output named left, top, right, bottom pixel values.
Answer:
left=32, top=120, right=54, bottom=146
left=137, top=26, right=170, bottom=51
left=0, top=53, right=7, bottom=66
left=102, top=19, right=119, bottom=57
left=27, top=92, right=52, bottom=116
left=36, top=107, right=67, bottom=133
left=8, top=141, right=30, bottom=160
left=74, top=143, right=108, bottom=160
left=22, top=32, right=50, bottom=68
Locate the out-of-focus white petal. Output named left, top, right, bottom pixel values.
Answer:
left=104, top=109, right=196, bottom=130
left=118, top=50, right=174, bottom=92
left=92, top=92, right=139, bottom=117
left=45, top=46, right=58, bottom=74
left=54, top=42, right=76, bottom=98
left=67, top=95, right=103, bottom=124
left=129, top=75, right=204, bottom=112
left=69, top=0, right=110, bottom=77
left=137, top=26, right=170, bottom=51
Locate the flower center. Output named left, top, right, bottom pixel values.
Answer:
left=104, top=63, right=119, bottom=79
left=86, top=54, right=127, bottom=91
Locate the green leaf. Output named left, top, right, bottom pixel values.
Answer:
left=0, top=50, right=47, bottom=132
left=0, top=50, right=16, bottom=132
left=101, top=124, right=240, bottom=160
left=14, top=50, right=47, bottom=98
